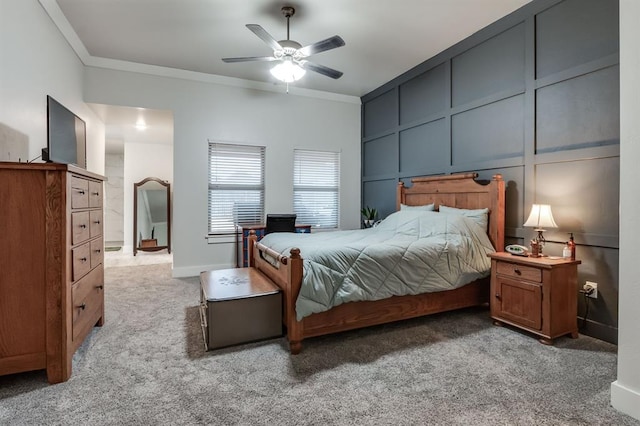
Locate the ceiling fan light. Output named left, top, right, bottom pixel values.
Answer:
left=270, top=59, right=306, bottom=83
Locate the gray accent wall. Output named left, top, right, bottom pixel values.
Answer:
left=361, top=0, right=620, bottom=343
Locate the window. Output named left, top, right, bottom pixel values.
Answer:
left=208, top=142, right=265, bottom=234
left=293, top=149, right=340, bottom=229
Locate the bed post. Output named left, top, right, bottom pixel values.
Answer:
left=396, top=181, right=405, bottom=210
left=287, top=248, right=304, bottom=354
left=490, top=174, right=505, bottom=252
left=248, top=231, right=256, bottom=267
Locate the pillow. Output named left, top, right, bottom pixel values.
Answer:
left=439, top=205, right=489, bottom=231
left=400, top=203, right=435, bottom=211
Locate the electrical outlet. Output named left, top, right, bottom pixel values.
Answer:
left=584, top=281, right=598, bottom=299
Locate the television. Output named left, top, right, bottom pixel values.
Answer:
left=43, top=95, right=86, bottom=169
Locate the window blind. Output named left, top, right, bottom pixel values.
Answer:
left=208, top=142, right=265, bottom=234
left=293, top=149, right=340, bottom=229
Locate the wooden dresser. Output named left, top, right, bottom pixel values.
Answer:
left=0, top=162, right=105, bottom=383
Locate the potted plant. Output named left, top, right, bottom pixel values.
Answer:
left=361, top=206, right=378, bottom=228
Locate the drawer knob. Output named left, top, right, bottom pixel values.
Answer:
left=514, top=268, right=521, bottom=275
left=92, top=192, right=100, bottom=196
left=97, top=285, right=104, bottom=290
left=95, top=249, right=102, bottom=254
left=495, top=293, right=501, bottom=299
left=79, top=303, right=86, bottom=310
left=94, top=220, right=101, bottom=224
left=77, top=189, right=85, bottom=195
left=80, top=224, right=87, bottom=229
left=80, top=257, right=88, bottom=262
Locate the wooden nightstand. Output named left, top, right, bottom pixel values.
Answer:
left=488, top=252, right=581, bottom=345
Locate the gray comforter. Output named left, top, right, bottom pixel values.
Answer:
left=259, top=210, right=495, bottom=320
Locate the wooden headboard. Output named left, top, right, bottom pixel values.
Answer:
left=396, top=173, right=505, bottom=252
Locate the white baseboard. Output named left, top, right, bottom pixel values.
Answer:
left=172, top=262, right=236, bottom=278
left=611, top=380, right=640, bottom=421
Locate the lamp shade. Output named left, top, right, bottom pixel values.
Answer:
left=270, top=58, right=306, bottom=83
left=524, top=204, right=558, bottom=229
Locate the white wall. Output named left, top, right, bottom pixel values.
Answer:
left=611, top=0, right=640, bottom=421
left=0, top=0, right=105, bottom=174
left=123, top=142, right=173, bottom=253
left=104, top=153, right=124, bottom=244
left=83, top=67, right=361, bottom=276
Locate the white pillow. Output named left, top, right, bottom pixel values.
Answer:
left=400, top=203, right=435, bottom=211
left=439, top=205, right=489, bottom=231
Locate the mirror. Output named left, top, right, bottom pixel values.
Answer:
left=134, top=177, right=171, bottom=255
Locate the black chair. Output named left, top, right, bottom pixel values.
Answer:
left=265, top=214, right=297, bottom=235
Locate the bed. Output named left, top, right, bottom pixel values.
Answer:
left=248, top=173, right=505, bottom=354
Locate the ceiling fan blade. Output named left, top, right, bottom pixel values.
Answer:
left=298, top=36, right=345, bottom=57
left=300, top=61, right=343, bottom=79
left=222, top=56, right=278, bottom=63
left=246, top=24, right=282, bottom=51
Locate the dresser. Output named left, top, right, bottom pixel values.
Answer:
left=0, top=162, right=105, bottom=383
left=488, top=252, right=581, bottom=345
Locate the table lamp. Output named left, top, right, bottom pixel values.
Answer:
left=524, top=204, right=558, bottom=255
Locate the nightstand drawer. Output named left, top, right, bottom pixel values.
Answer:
left=496, top=261, right=541, bottom=282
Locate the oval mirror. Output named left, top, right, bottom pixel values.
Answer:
left=133, top=177, right=171, bottom=255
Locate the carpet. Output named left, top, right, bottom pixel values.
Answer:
left=0, top=264, right=637, bottom=425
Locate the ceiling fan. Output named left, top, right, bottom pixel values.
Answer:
left=222, top=6, right=345, bottom=83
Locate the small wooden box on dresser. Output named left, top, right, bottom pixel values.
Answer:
left=488, top=252, right=581, bottom=345
left=0, top=162, right=105, bottom=383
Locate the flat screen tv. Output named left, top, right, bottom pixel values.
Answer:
left=43, top=95, right=86, bottom=169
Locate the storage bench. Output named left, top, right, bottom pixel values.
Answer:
left=199, top=268, right=282, bottom=350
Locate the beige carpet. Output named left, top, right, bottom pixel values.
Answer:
left=104, top=249, right=172, bottom=268
left=0, top=263, right=638, bottom=425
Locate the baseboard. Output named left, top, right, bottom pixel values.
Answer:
left=611, top=381, right=640, bottom=421
left=577, top=317, right=618, bottom=344
left=172, top=262, right=236, bottom=278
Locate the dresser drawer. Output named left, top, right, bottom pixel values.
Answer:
left=90, top=238, right=103, bottom=269
left=496, top=261, right=541, bottom=283
left=70, top=176, right=89, bottom=209
left=72, top=243, right=91, bottom=282
left=71, top=211, right=90, bottom=245
left=72, top=265, right=104, bottom=341
left=89, top=180, right=103, bottom=208
left=89, top=210, right=103, bottom=238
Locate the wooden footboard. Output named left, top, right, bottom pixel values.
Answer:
left=248, top=234, right=304, bottom=353
left=248, top=173, right=504, bottom=354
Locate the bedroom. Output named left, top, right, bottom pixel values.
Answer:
left=1, top=0, right=639, bottom=423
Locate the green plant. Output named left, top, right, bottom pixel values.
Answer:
left=360, top=206, right=378, bottom=221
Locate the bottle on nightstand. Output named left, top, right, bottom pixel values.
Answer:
left=568, top=233, right=576, bottom=261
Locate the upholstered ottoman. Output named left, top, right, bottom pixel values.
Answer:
left=199, top=268, right=282, bottom=350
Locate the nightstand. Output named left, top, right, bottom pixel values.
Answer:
left=488, top=252, right=581, bottom=345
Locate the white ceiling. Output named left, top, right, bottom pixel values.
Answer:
left=88, top=103, right=174, bottom=154
left=41, top=0, right=533, bottom=151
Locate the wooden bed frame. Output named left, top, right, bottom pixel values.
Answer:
left=249, top=173, right=505, bottom=354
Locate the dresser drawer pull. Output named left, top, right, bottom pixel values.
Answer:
left=513, top=268, right=521, bottom=275
left=76, top=189, right=85, bottom=195
left=80, top=257, right=88, bottom=262
left=97, top=285, right=104, bottom=290
left=94, top=249, right=102, bottom=254
left=79, top=224, right=87, bottom=229
left=92, top=191, right=100, bottom=196
left=79, top=303, right=86, bottom=310
left=94, top=220, right=101, bottom=224
left=495, top=293, right=501, bottom=299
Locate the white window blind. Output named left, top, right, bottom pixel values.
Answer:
left=293, top=149, right=340, bottom=229
left=208, top=142, right=265, bottom=234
